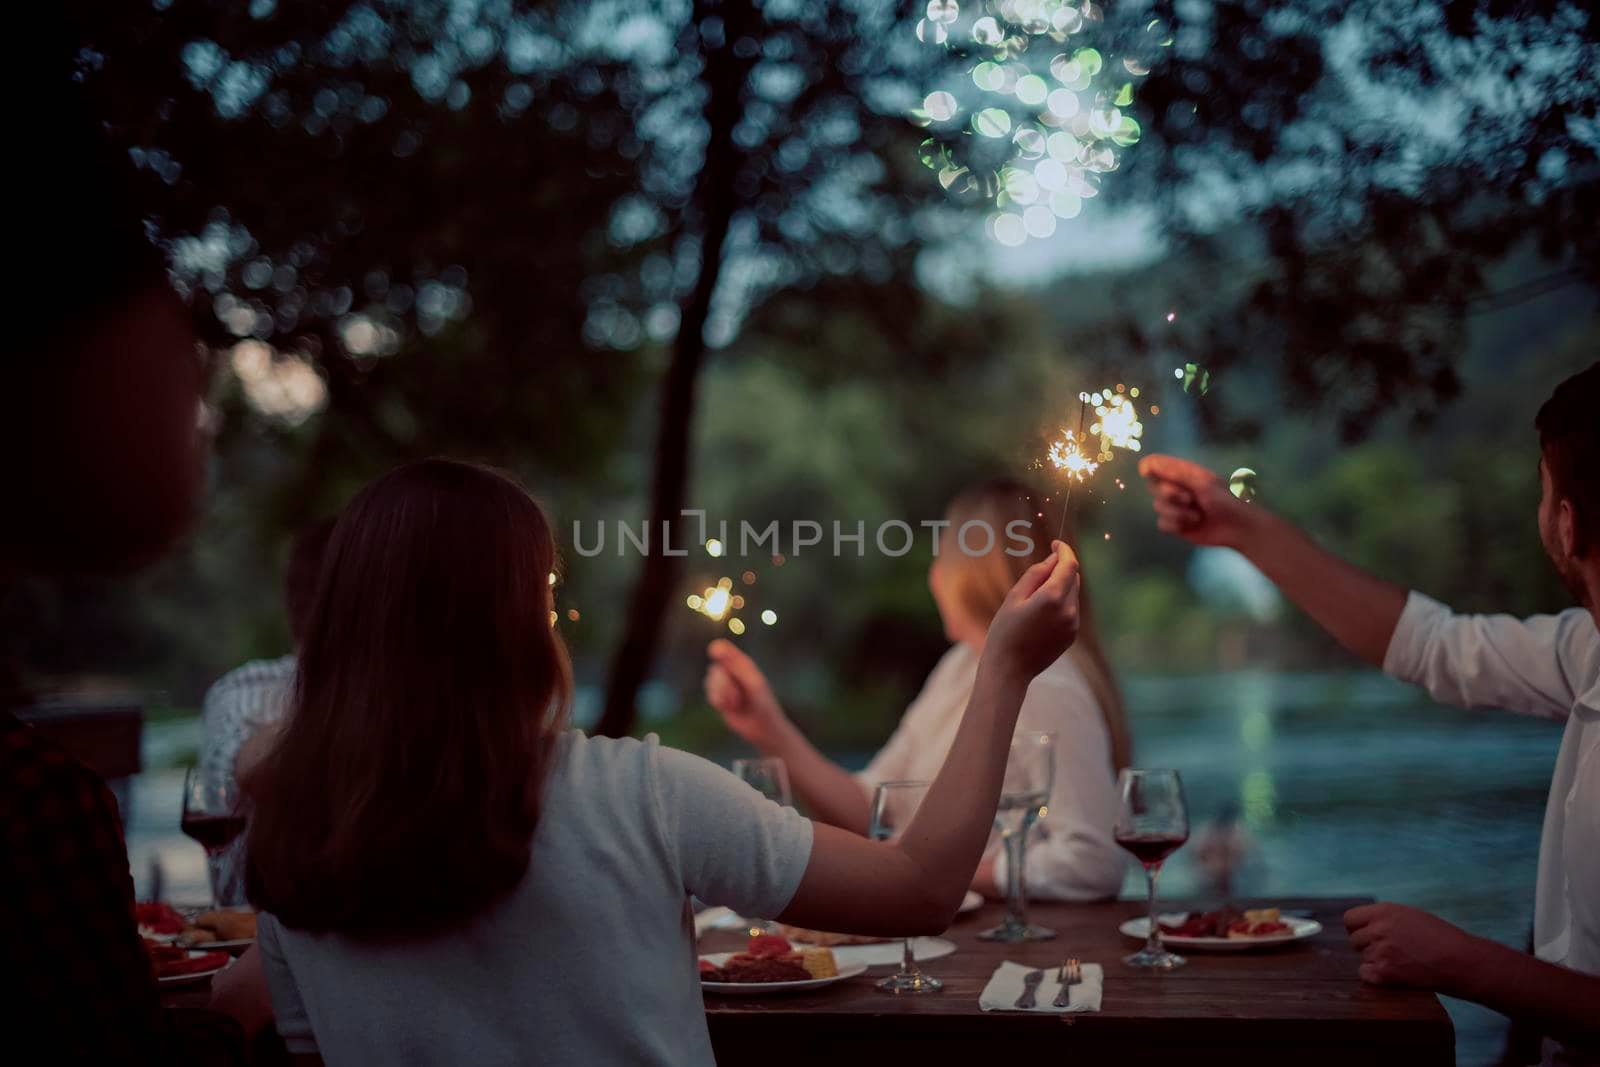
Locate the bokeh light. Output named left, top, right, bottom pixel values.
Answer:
left=1230, top=467, right=1259, bottom=502
left=911, top=0, right=1172, bottom=243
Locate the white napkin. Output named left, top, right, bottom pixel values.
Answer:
left=979, top=960, right=1103, bottom=1013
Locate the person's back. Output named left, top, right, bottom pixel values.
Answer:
left=261, top=730, right=810, bottom=1064
left=246, top=458, right=1090, bottom=1064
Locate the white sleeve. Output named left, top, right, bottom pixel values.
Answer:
left=1382, top=591, right=1593, bottom=721
left=1563, top=739, right=1600, bottom=975
left=255, top=914, right=317, bottom=1055
left=993, top=668, right=1126, bottom=901
left=648, top=740, right=815, bottom=919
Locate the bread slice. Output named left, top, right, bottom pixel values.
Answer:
left=794, top=947, right=837, bottom=979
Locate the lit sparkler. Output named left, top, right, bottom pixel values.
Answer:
left=686, top=571, right=772, bottom=635
left=1089, top=389, right=1144, bottom=454
left=1042, top=384, right=1146, bottom=539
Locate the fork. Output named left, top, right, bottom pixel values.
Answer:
left=1051, top=957, right=1082, bottom=1008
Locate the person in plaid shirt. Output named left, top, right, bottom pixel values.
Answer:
left=3, top=12, right=211, bottom=1059
left=0, top=709, right=164, bottom=1060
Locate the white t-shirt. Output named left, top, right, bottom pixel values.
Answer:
left=857, top=643, right=1126, bottom=900
left=1383, top=592, right=1600, bottom=1065
left=257, top=731, right=814, bottom=1066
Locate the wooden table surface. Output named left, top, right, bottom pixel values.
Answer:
left=701, top=897, right=1454, bottom=1066
left=161, top=897, right=1454, bottom=1065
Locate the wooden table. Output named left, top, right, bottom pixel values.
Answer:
left=161, top=897, right=1453, bottom=1065
left=701, top=898, right=1454, bottom=1066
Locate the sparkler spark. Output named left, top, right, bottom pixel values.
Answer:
left=1047, top=432, right=1099, bottom=481
left=688, top=577, right=735, bottom=622
left=1089, top=389, right=1144, bottom=453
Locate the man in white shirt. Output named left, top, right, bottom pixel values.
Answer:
left=1139, top=361, right=1599, bottom=1062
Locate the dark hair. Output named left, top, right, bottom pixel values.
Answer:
left=1536, top=362, right=1600, bottom=557
left=245, top=459, right=571, bottom=938
left=283, top=518, right=337, bottom=646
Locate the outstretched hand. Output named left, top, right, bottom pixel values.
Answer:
left=983, top=540, right=1082, bottom=680
left=703, top=639, right=787, bottom=749
left=1138, top=454, right=1256, bottom=548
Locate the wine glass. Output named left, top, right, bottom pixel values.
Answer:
left=978, top=731, right=1057, bottom=942
left=732, top=757, right=792, bottom=807
left=181, top=766, right=246, bottom=906
left=1114, top=768, right=1190, bottom=970
left=870, top=781, right=940, bottom=994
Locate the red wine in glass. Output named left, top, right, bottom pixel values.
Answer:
left=181, top=766, right=244, bottom=858
left=181, top=812, right=248, bottom=853
left=1114, top=769, right=1190, bottom=970
left=1114, top=830, right=1189, bottom=868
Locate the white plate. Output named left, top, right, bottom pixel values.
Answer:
left=146, top=930, right=254, bottom=951
left=188, top=938, right=255, bottom=950
left=155, top=951, right=233, bottom=985
left=958, top=890, right=984, bottom=914
left=1118, top=914, right=1323, bottom=950
left=794, top=936, right=957, bottom=969
left=699, top=952, right=868, bottom=995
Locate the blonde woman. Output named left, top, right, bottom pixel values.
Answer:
left=706, top=478, right=1128, bottom=901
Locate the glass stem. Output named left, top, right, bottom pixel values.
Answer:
left=901, top=937, right=919, bottom=977
left=1004, top=828, right=1028, bottom=931
left=1144, top=862, right=1163, bottom=956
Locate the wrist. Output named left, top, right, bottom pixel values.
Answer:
left=1441, top=933, right=1500, bottom=1001
left=755, top=706, right=800, bottom=754
left=1228, top=502, right=1285, bottom=557
left=973, top=657, right=1031, bottom=714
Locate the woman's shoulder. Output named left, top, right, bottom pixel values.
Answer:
left=549, top=728, right=658, bottom=776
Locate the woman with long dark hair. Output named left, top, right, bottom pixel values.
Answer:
left=246, top=459, right=1084, bottom=1064
left=707, top=478, right=1127, bottom=901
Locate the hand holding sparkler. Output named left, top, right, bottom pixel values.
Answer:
left=704, top=639, right=789, bottom=749
left=982, top=540, right=1082, bottom=681
left=1138, top=454, right=1258, bottom=548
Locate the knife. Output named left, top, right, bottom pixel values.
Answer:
left=1014, top=968, right=1046, bottom=1009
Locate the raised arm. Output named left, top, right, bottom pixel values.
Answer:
left=1140, top=453, right=1589, bottom=719
left=1139, top=454, right=1407, bottom=666
left=703, top=641, right=871, bottom=833
left=778, top=544, right=1083, bottom=934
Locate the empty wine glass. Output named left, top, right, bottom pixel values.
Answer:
left=732, top=757, right=792, bottom=807
left=870, top=781, right=940, bottom=994
left=1114, top=768, right=1190, bottom=970
left=978, top=731, right=1057, bottom=942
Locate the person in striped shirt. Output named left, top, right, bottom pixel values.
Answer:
left=198, top=518, right=333, bottom=904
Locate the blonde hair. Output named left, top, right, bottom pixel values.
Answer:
left=942, top=478, right=1131, bottom=773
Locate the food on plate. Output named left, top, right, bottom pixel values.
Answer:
left=794, top=947, right=838, bottom=979
left=135, top=901, right=187, bottom=937
left=744, top=933, right=795, bottom=959
left=177, top=909, right=257, bottom=945
left=700, top=934, right=839, bottom=983
left=771, top=923, right=894, bottom=947
left=144, top=941, right=230, bottom=979
left=1159, top=906, right=1293, bottom=939
left=1226, top=908, right=1292, bottom=939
